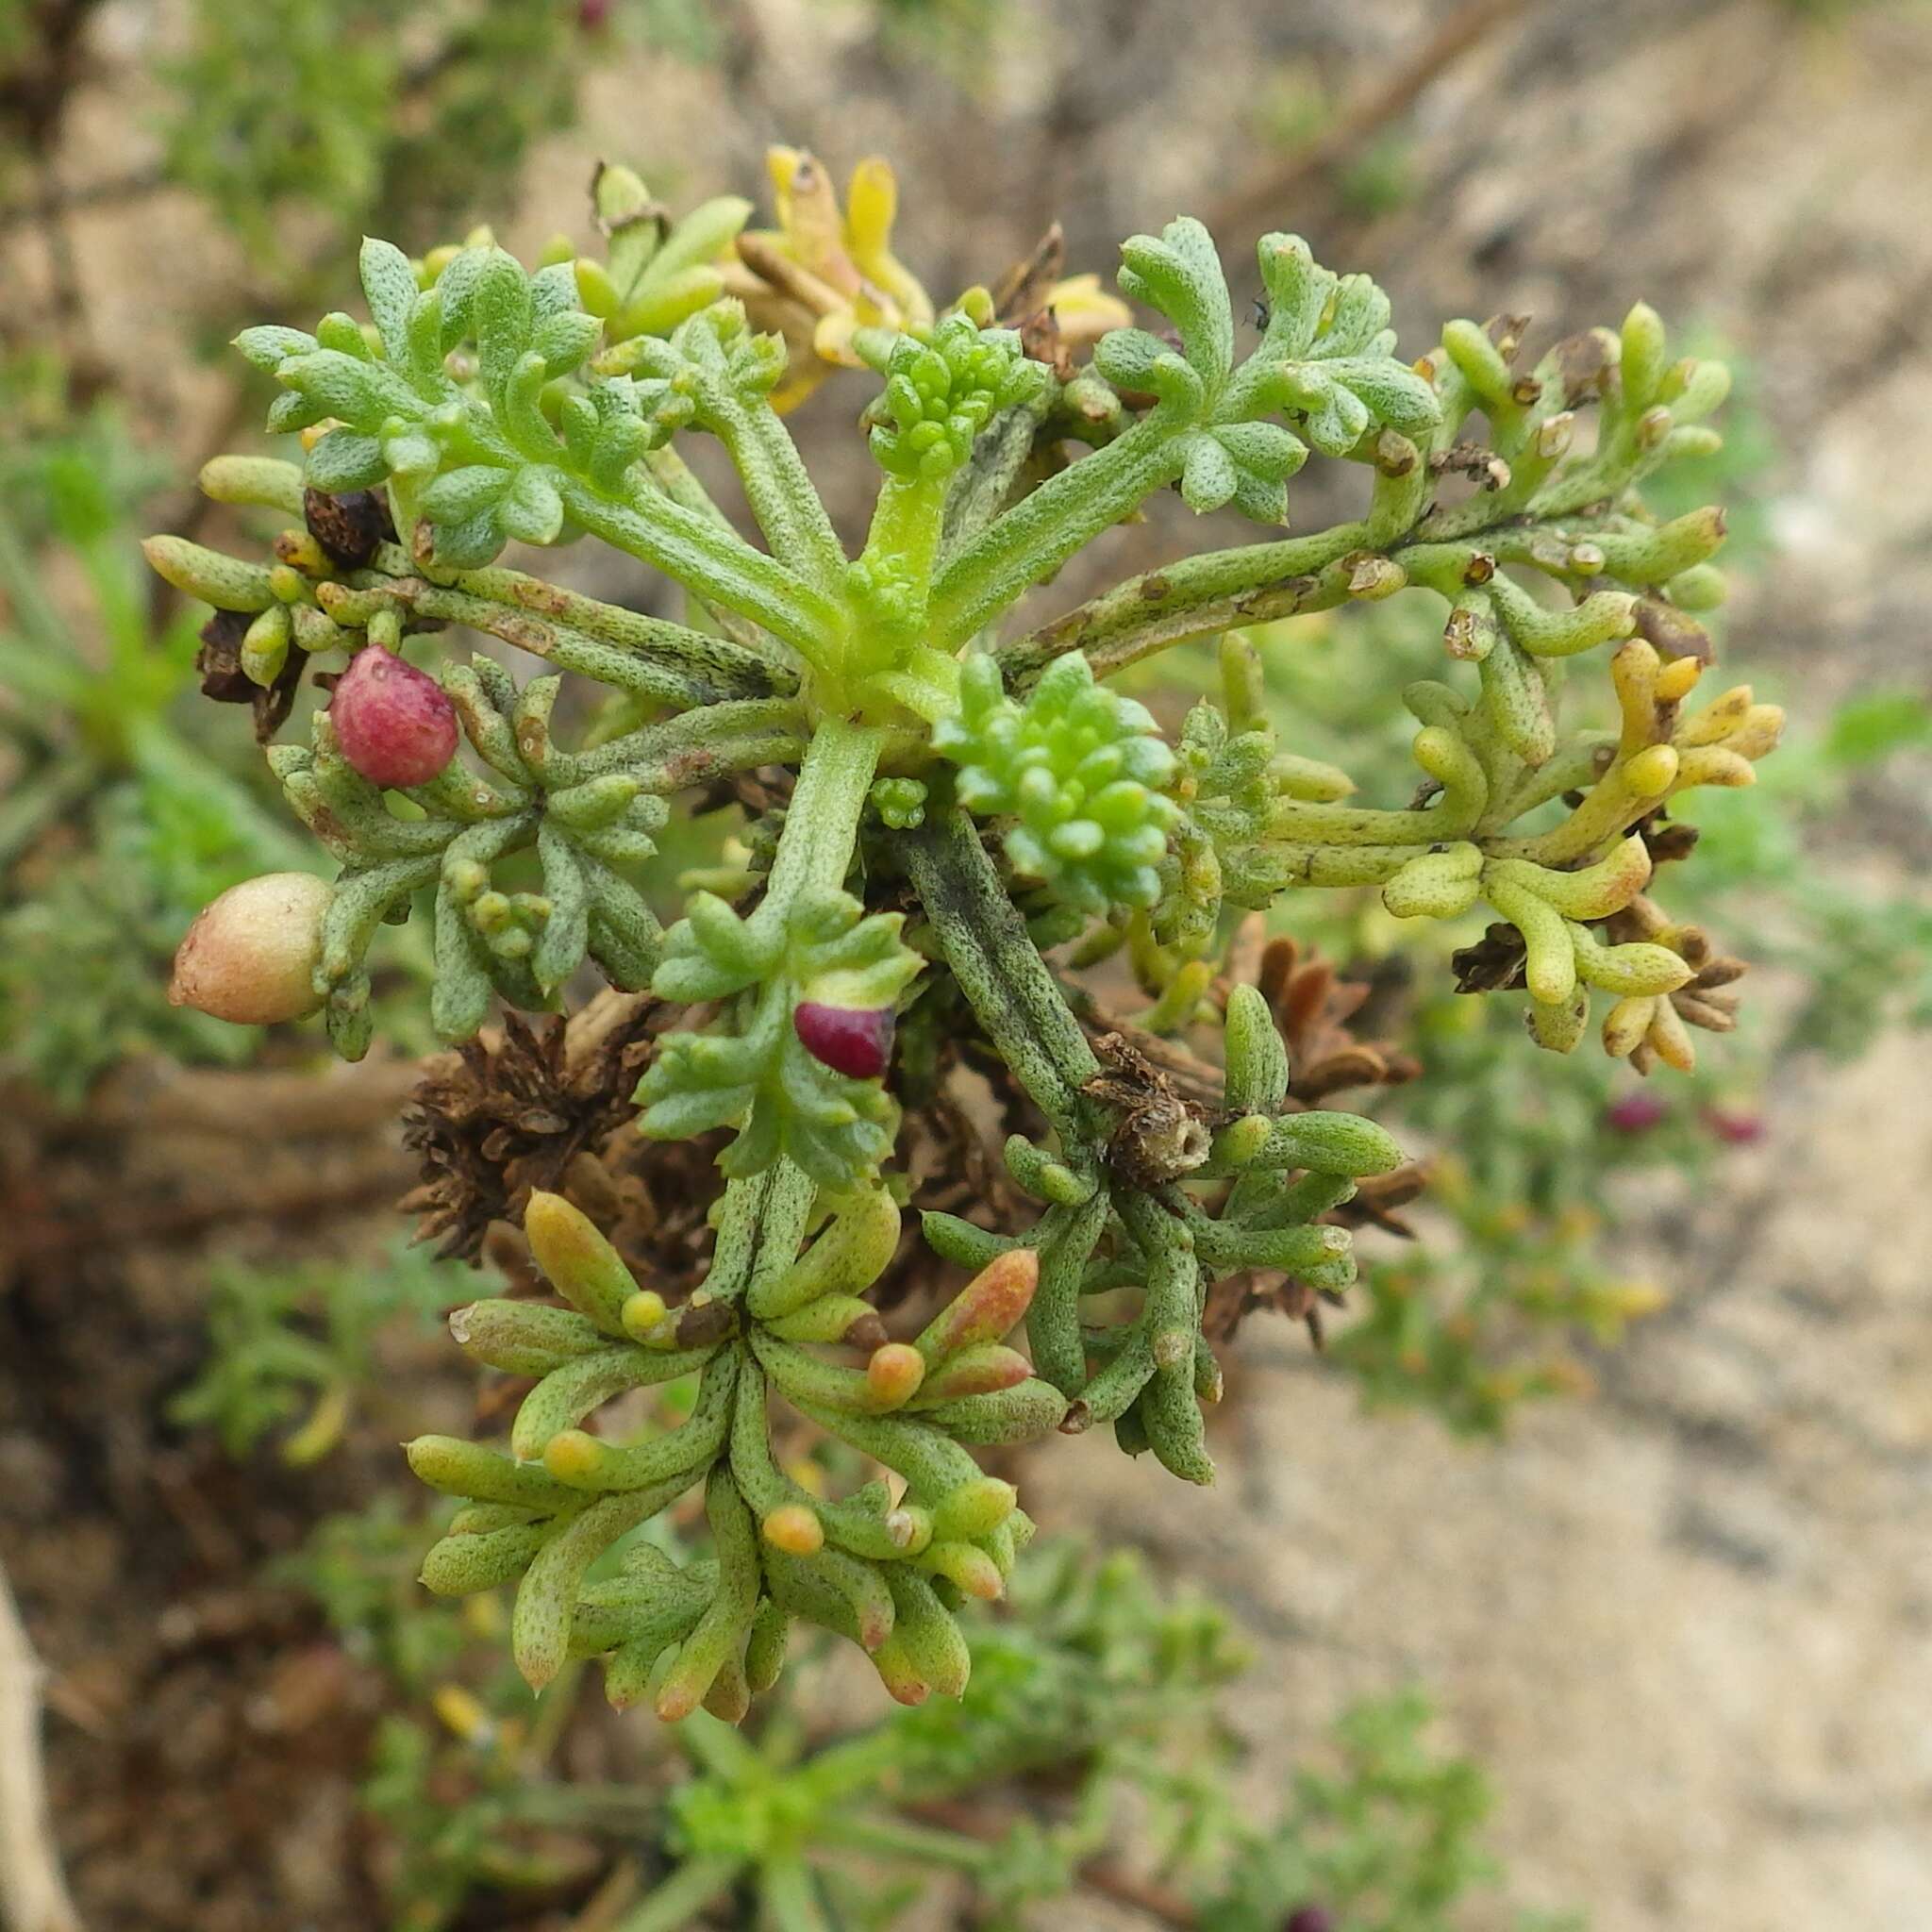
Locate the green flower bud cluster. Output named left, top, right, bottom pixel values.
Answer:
left=935, top=653, right=1180, bottom=914
left=859, top=312, right=1047, bottom=482
left=871, top=776, right=928, bottom=830
left=412, top=1186, right=1066, bottom=1716
left=640, top=883, right=924, bottom=1187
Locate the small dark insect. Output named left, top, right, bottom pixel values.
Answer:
left=1250, top=296, right=1271, bottom=330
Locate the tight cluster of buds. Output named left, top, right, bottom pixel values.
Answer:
left=936, top=653, right=1180, bottom=913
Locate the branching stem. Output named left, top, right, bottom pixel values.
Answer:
left=904, top=807, right=1102, bottom=1141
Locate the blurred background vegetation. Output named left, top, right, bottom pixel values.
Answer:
left=3, top=3, right=1929, bottom=1930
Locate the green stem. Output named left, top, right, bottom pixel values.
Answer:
left=382, top=582, right=788, bottom=708
left=903, top=807, right=1101, bottom=1141
left=862, top=472, right=947, bottom=596
left=608, top=338, right=846, bottom=598
left=613, top=1857, right=744, bottom=1932
left=364, top=542, right=800, bottom=693
left=984, top=400, right=1690, bottom=687
left=820, top=471, right=955, bottom=704
left=927, top=411, right=1191, bottom=650
left=760, top=1858, right=834, bottom=1932
left=1480, top=516, right=1626, bottom=571
left=676, top=1708, right=767, bottom=1780
left=993, top=525, right=1368, bottom=686
left=560, top=478, right=839, bottom=661
left=707, top=1168, right=818, bottom=1305
left=711, top=399, right=849, bottom=600
left=763, top=715, right=885, bottom=907
left=642, top=446, right=783, bottom=654
left=814, top=1810, right=1002, bottom=1873
left=541, top=699, right=807, bottom=789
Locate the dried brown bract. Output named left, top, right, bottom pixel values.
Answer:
left=1254, top=936, right=1422, bottom=1102
left=401, top=991, right=715, bottom=1288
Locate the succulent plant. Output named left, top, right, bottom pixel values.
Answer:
left=148, top=160, right=1770, bottom=1723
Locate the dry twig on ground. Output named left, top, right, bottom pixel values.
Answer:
left=0, top=1559, right=83, bottom=1932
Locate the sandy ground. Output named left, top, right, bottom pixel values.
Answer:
left=1048, top=1041, right=1932, bottom=1929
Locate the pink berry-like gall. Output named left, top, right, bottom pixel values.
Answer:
left=168, top=872, right=331, bottom=1024
left=329, top=645, right=458, bottom=790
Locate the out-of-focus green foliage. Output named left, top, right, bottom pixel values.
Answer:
left=1, top=780, right=286, bottom=1100
left=1210, top=1686, right=1583, bottom=1932
left=159, top=0, right=718, bottom=272
left=170, top=1240, right=463, bottom=1463
left=0, top=417, right=320, bottom=1097
left=275, top=1493, right=475, bottom=1691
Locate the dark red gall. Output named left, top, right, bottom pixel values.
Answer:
left=793, top=1000, right=894, bottom=1081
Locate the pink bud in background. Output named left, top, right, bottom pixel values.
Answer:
left=329, top=645, right=458, bottom=789
left=1704, top=1106, right=1764, bottom=1146
left=1605, top=1091, right=1669, bottom=1135
left=169, top=873, right=330, bottom=1024
left=1286, top=1910, right=1334, bottom=1932
left=793, top=1001, right=895, bottom=1080
left=578, top=0, right=611, bottom=25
